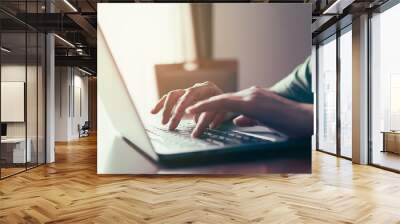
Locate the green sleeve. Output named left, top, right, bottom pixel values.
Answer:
left=270, top=57, right=313, bottom=104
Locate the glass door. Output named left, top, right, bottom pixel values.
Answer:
left=317, top=35, right=337, bottom=154
left=370, top=3, right=400, bottom=171
left=339, top=27, right=352, bottom=159
left=1, top=31, right=28, bottom=178
left=0, top=1, right=47, bottom=179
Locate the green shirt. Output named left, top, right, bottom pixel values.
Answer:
left=270, top=57, right=313, bottom=104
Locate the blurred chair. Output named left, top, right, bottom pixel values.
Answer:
left=155, top=60, right=238, bottom=97
left=78, top=121, right=90, bottom=138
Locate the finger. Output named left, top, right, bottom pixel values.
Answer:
left=191, top=112, right=216, bottom=138
left=168, top=91, right=196, bottom=130
left=150, top=95, right=167, bottom=114
left=186, top=94, right=234, bottom=114
left=233, top=115, right=258, bottom=127
left=210, top=113, right=226, bottom=129
left=162, top=90, right=184, bottom=125
left=193, top=113, right=200, bottom=123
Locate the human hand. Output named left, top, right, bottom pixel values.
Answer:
left=186, top=86, right=313, bottom=138
left=150, top=81, right=226, bottom=137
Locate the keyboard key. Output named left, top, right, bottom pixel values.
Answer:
left=146, top=124, right=270, bottom=148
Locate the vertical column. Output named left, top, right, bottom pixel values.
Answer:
left=336, top=29, right=341, bottom=157
left=46, top=1, right=55, bottom=163
left=311, top=45, right=317, bottom=150
left=352, top=14, right=369, bottom=164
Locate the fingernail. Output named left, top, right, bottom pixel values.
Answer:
left=168, top=122, right=176, bottom=130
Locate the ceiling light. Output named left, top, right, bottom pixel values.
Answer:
left=323, top=0, right=354, bottom=15
left=76, top=48, right=86, bottom=55
left=78, top=67, right=93, bottom=76
left=54, top=34, right=75, bottom=48
left=1, top=47, right=11, bottom=53
left=63, top=0, right=78, bottom=12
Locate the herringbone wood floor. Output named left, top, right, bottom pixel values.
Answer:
left=1, top=134, right=400, bottom=224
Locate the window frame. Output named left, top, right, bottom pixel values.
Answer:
left=0, top=1, right=48, bottom=180
left=315, top=18, right=353, bottom=160
left=367, top=0, right=400, bottom=173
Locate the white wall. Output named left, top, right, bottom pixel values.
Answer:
left=75, top=74, right=89, bottom=122
left=1, top=65, right=42, bottom=137
left=55, top=67, right=69, bottom=141
left=213, top=3, right=311, bottom=89
left=1, top=65, right=26, bottom=141
left=55, top=67, right=89, bottom=141
left=72, top=74, right=89, bottom=138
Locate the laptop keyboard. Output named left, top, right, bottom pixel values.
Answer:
left=146, top=123, right=270, bottom=148
left=202, top=129, right=267, bottom=145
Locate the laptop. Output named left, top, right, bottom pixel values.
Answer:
left=98, top=27, right=309, bottom=167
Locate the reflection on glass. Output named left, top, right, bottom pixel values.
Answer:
left=371, top=3, right=400, bottom=171
left=0, top=1, right=47, bottom=179
left=340, top=29, right=352, bottom=158
left=1, top=32, right=28, bottom=177
left=318, top=37, right=337, bottom=154
left=390, top=75, right=400, bottom=130
left=38, top=33, right=46, bottom=165
left=27, top=32, right=38, bottom=169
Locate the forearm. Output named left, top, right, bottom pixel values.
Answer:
left=253, top=93, right=314, bottom=138
left=186, top=87, right=314, bottom=138
left=244, top=92, right=314, bottom=138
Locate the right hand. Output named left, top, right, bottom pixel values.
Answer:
left=150, top=81, right=225, bottom=137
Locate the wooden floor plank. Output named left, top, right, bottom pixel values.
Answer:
left=0, top=134, right=400, bottom=223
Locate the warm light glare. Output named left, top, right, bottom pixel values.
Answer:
left=98, top=4, right=193, bottom=117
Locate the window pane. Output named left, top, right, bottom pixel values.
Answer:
left=38, top=32, right=46, bottom=165
left=340, top=29, right=352, bottom=158
left=27, top=31, right=38, bottom=169
left=1, top=31, right=28, bottom=177
left=318, top=37, right=337, bottom=154
left=371, top=3, right=400, bottom=171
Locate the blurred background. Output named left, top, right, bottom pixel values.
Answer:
left=98, top=3, right=311, bottom=118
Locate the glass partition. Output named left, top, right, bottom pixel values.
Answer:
left=0, top=31, right=28, bottom=177
left=27, top=31, right=38, bottom=169
left=26, top=0, right=46, bottom=169
left=339, top=28, right=352, bottom=158
left=38, top=32, right=45, bottom=165
left=370, top=3, right=400, bottom=171
left=0, top=1, right=46, bottom=179
left=317, top=35, right=337, bottom=154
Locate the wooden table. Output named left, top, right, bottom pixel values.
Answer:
left=98, top=125, right=311, bottom=174
left=1, top=138, right=32, bottom=166
left=382, top=131, right=400, bottom=154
